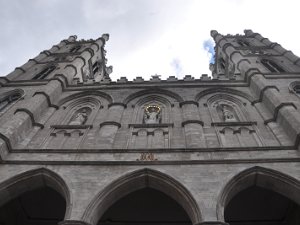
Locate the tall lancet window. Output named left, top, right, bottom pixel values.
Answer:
left=261, top=59, right=285, bottom=73
left=92, top=61, right=100, bottom=75
left=33, top=65, right=56, bottom=79
left=219, top=58, right=226, bottom=71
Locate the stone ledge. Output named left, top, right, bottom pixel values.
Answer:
left=2, top=157, right=300, bottom=166
left=99, top=121, right=121, bottom=128
left=182, top=120, right=204, bottom=127
left=211, top=121, right=257, bottom=126
left=128, top=123, right=174, bottom=128
left=51, top=124, right=93, bottom=129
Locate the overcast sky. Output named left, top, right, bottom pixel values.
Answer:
left=1, top=0, right=299, bottom=81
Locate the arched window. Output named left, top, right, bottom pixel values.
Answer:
left=219, top=58, right=226, bottom=71
left=69, top=45, right=81, bottom=53
left=33, top=65, right=56, bottom=80
left=0, top=93, right=21, bottom=112
left=293, top=84, right=300, bottom=94
left=92, top=61, right=100, bottom=75
left=261, top=59, right=285, bottom=73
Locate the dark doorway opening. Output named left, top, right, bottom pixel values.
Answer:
left=97, top=188, right=192, bottom=225
left=0, top=186, right=66, bottom=225
left=225, top=186, right=300, bottom=225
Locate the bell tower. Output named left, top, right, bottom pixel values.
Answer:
left=2, top=33, right=113, bottom=85
left=210, top=29, right=300, bottom=80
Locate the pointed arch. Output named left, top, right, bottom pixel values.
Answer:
left=82, top=168, right=202, bottom=225
left=123, top=88, right=184, bottom=104
left=57, top=94, right=106, bottom=126
left=58, top=91, right=113, bottom=106
left=216, top=166, right=300, bottom=221
left=207, top=93, right=249, bottom=122
left=133, top=95, right=172, bottom=124
left=0, top=167, right=72, bottom=219
left=195, top=88, right=254, bottom=102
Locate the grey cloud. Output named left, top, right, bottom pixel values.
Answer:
left=0, top=0, right=191, bottom=77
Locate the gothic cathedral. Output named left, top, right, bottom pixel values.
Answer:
left=0, top=30, right=299, bottom=225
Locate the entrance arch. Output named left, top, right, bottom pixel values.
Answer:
left=0, top=167, right=71, bottom=224
left=82, top=168, right=202, bottom=225
left=217, top=166, right=300, bottom=224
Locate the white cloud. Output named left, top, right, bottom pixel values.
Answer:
left=0, top=0, right=300, bottom=80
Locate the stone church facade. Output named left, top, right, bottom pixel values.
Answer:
left=0, top=30, right=299, bottom=225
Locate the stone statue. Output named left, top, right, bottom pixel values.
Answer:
left=69, top=109, right=88, bottom=125
left=144, top=105, right=161, bottom=124
left=221, top=105, right=237, bottom=122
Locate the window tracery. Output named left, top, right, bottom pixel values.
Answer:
left=207, top=94, right=263, bottom=147
left=41, top=97, right=102, bottom=149
left=128, top=95, right=173, bottom=149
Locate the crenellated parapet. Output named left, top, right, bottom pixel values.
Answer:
left=74, top=74, right=220, bottom=86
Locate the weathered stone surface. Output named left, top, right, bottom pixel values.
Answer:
left=0, top=30, right=299, bottom=224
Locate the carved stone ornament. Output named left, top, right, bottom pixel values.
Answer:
left=69, top=109, right=88, bottom=125
left=143, top=105, right=161, bottom=124
left=221, top=105, right=237, bottom=122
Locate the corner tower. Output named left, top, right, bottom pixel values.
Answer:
left=1, top=33, right=113, bottom=85
left=210, top=29, right=300, bottom=80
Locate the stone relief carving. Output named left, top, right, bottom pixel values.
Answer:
left=69, top=109, right=88, bottom=125
left=143, top=105, right=161, bottom=124
left=221, top=105, right=237, bottom=122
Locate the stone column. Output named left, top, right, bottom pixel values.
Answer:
left=237, top=58, right=300, bottom=148
left=0, top=79, right=62, bottom=157
left=180, top=101, right=206, bottom=148
left=98, top=103, right=125, bottom=148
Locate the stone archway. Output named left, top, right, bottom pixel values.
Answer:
left=217, top=166, right=300, bottom=224
left=82, top=168, right=202, bottom=225
left=0, top=167, right=71, bottom=224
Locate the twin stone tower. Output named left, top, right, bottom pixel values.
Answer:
left=0, top=30, right=299, bottom=225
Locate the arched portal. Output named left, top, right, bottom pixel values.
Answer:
left=0, top=168, right=71, bottom=225
left=82, top=169, right=202, bottom=225
left=98, top=188, right=191, bottom=225
left=217, top=166, right=300, bottom=225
